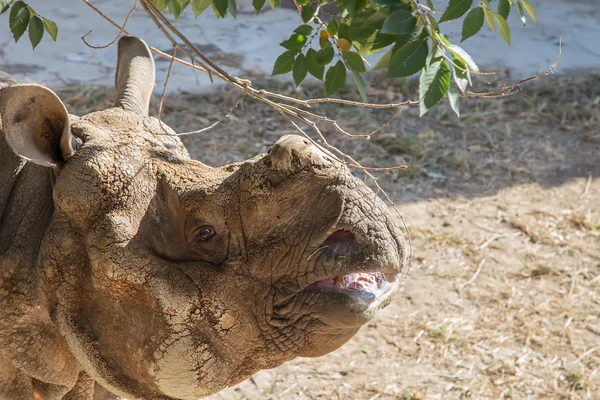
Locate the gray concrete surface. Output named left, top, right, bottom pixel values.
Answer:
left=0, top=0, right=598, bottom=93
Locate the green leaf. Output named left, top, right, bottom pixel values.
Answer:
left=325, top=61, right=347, bottom=96
left=28, top=15, right=43, bottom=49
left=426, top=0, right=435, bottom=10
left=42, top=17, right=58, bottom=41
left=426, top=45, right=443, bottom=68
left=293, top=53, right=308, bottom=86
left=387, top=36, right=428, bottom=79
left=267, top=0, right=280, bottom=9
left=151, top=0, right=168, bottom=11
left=327, top=19, right=338, bottom=36
left=167, top=0, right=182, bottom=20
left=341, top=0, right=364, bottom=18
left=306, top=48, right=324, bottom=80
left=365, top=31, right=395, bottom=54
left=315, top=45, right=334, bottom=66
left=436, top=33, right=451, bottom=47
left=351, top=70, right=367, bottom=102
left=461, top=7, right=484, bottom=42
left=448, top=83, right=460, bottom=117
left=294, top=24, right=313, bottom=36
left=338, top=23, right=351, bottom=41
left=213, top=0, right=228, bottom=17
left=497, top=0, right=510, bottom=20
left=426, top=13, right=439, bottom=32
left=319, top=37, right=332, bottom=49
left=374, top=0, right=396, bottom=4
left=180, top=0, right=191, bottom=10
left=395, top=25, right=424, bottom=49
left=353, top=0, right=369, bottom=15
left=520, top=0, right=536, bottom=24
left=280, top=34, right=307, bottom=52
left=381, top=10, right=416, bottom=35
left=342, top=51, right=365, bottom=73
left=193, top=0, right=211, bottom=17
left=482, top=4, right=495, bottom=32
left=439, top=0, right=473, bottom=23
left=419, top=59, right=450, bottom=116
left=301, top=4, right=313, bottom=23
left=228, top=0, right=237, bottom=17
left=272, top=51, right=295, bottom=75
left=514, top=0, right=527, bottom=24
left=0, top=0, right=15, bottom=14
left=350, top=9, right=387, bottom=42
left=9, top=1, right=29, bottom=42
left=452, top=59, right=470, bottom=93
left=372, top=47, right=392, bottom=71
left=494, top=13, right=511, bottom=45
left=446, top=44, right=479, bottom=72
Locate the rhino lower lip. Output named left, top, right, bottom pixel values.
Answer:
left=307, top=271, right=399, bottom=305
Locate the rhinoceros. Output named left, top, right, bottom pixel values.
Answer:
left=0, top=36, right=406, bottom=400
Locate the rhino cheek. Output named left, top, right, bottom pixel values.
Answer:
left=153, top=336, right=204, bottom=400
left=48, top=230, right=174, bottom=398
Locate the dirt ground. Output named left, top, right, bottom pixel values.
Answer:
left=57, top=70, right=600, bottom=399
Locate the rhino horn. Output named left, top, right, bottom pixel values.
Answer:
left=114, top=36, right=155, bottom=116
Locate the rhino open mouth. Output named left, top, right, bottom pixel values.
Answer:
left=309, top=272, right=396, bottom=302
left=306, top=229, right=401, bottom=308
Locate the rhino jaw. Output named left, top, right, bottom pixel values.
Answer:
left=297, top=228, right=403, bottom=328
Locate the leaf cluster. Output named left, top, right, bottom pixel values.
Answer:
left=2, top=0, right=538, bottom=117
left=265, top=0, right=537, bottom=115
left=2, top=0, right=58, bottom=49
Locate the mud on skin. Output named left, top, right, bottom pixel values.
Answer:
left=0, top=36, right=406, bottom=400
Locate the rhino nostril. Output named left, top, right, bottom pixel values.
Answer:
left=320, top=230, right=363, bottom=259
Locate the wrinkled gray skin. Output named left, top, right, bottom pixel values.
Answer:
left=0, top=37, right=406, bottom=400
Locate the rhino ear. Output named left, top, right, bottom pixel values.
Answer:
left=114, top=36, right=155, bottom=116
left=0, top=84, right=76, bottom=168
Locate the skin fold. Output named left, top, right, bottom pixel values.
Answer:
left=0, top=36, right=406, bottom=400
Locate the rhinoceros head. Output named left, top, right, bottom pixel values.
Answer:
left=0, top=37, right=405, bottom=399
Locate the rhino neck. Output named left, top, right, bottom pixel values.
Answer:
left=0, top=131, right=83, bottom=392
left=0, top=132, right=55, bottom=259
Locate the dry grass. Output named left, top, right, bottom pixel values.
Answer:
left=55, top=70, right=600, bottom=399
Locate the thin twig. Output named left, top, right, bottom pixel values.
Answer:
left=177, top=101, right=240, bottom=136
left=574, top=346, right=599, bottom=365
left=466, top=39, right=562, bottom=99
left=81, top=0, right=138, bottom=49
left=157, top=45, right=177, bottom=135
left=477, top=234, right=506, bottom=251
left=366, top=108, right=403, bottom=137
left=580, top=174, right=592, bottom=198
left=461, top=259, right=486, bottom=288
left=81, top=0, right=210, bottom=74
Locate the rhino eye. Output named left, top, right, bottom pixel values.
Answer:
left=195, top=225, right=216, bottom=242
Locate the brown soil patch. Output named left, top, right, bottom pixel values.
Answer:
left=56, top=70, right=600, bottom=399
